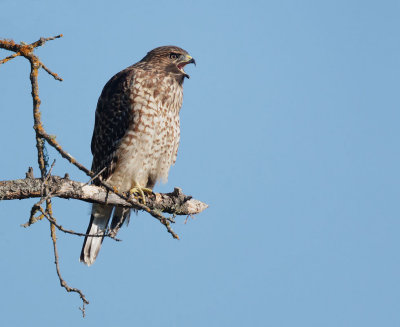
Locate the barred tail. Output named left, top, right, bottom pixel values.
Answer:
left=80, top=203, right=113, bottom=266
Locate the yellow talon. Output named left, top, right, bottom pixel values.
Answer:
left=129, top=186, right=153, bottom=205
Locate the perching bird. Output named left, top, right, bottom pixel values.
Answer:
left=80, top=46, right=195, bottom=266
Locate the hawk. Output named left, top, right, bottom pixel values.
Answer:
left=80, top=46, right=195, bottom=266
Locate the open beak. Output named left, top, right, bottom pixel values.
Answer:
left=178, top=55, right=196, bottom=78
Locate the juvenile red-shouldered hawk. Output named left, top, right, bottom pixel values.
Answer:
left=80, top=46, right=195, bottom=266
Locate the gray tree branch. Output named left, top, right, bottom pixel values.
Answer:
left=0, top=175, right=208, bottom=216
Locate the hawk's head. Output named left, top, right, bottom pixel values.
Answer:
left=141, top=46, right=195, bottom=80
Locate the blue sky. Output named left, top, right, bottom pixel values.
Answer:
left=1, top=0, right=399, bottom=326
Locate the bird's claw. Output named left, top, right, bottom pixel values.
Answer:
left=129, top=186, right=153, bottom=205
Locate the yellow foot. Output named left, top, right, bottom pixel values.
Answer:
left=129, top=186, right=153, bottom=205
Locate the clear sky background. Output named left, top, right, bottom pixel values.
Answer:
left=1, top=0, right=399, bottom=326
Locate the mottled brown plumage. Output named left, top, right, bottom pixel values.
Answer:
left=80, top=46, right=195, bottom=265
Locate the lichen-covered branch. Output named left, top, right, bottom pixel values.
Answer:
left=0, top=175, right=208, bottom=216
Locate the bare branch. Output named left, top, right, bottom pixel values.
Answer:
left=36, top=205, right=120, bottom=241
left=50, top=220, right=89, bottom=316
left=0, top=176, right=208, bottom=216
left=0, top=35, right=63, bottom=80
left=0, top=51, right=21, bottom=64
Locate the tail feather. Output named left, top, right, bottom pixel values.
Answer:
left=80, top=204, right=113, bottom=266
left=109, top=207, right=131, bottom=237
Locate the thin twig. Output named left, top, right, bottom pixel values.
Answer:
left=22, top=191, right=54, bottom=227
left=50, top=218, right=89, bottom=317
left=45, top=160, right=56, bottom=180
left=83, top=166, right=106, bottom=186
left=30, top=35, right=63, bottom=48
left=39, top=206, right=121, bottom=241
left=0, top=51, right=21, bottom=64
left=40, top=62, right=63, bottom=81
left=38, top=129, right=92, bottom=175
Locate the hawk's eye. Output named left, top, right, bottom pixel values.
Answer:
left=169, top=53, right=180, bottom=60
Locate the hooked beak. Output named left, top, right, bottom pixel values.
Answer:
left=186, top=56, right=196, bottom=66
left=178, top=54, right=196, bottom=78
